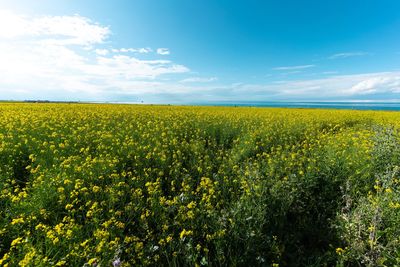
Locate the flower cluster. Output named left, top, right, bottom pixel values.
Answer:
left=0, top=104, right=399, bottom=266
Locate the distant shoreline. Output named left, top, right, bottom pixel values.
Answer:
left=186, top=101, right=400, bottom=111
left=1, top=100, right=400, bottom=111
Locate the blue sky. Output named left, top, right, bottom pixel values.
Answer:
left=0, top=0, right=400, bottom=103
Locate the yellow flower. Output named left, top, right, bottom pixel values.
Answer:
left=11, top=237, right=23, bottom=247
left=92, top=186, right=101, bottom=193
left=81, top=239, right=90, bottom=247
left=88, top=258, right=97, bottom=265
left=11, top=217, right=24, bottom=225
left=336, top=247, right=345, bottom=255
left=187, top=210, right=195, bottom=219
left=18, top=250, right=36, bottom=267
left=55, top=260, right=66, bottom=266
left=115, top=221, right=125, bottom=229
left=180, top=229, right=193, bottom=239
left=187, top=201, right=196, bottom=209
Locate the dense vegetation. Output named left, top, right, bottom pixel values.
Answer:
left=1, top=103, right=400, bottom=266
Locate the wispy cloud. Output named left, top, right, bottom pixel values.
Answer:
left=180, top=77, right=217, bottom=83
left=112, top=47, right=152, bottom=53
left=239, top=71, right=400, bottom=99
left=115, top=71, right=400, bottom=103
left=328, top=52, right=370, bottom=59
left=273, top=64, right=315, bottom=71
left=322, top=71, right=338, bottom=75
left=157, top=48, right=170, bottom=55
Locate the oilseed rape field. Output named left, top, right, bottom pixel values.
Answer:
left=1, top=103, right=400, bottom=266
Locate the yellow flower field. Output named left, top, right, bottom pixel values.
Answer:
left=0, top=103, right=400, bottom=266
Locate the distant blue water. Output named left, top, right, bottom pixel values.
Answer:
left=189, top=102, right=400, bottom=111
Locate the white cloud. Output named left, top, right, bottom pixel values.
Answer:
left=180, top=77, right=218, bottom=83
left=329, top=52, right=370, bottom=59
left=157, top=48, right=170, bottom=55
left=0, top=10, right=110, bottom=46
left=348, top=75, right=400, bottom=95
left=119, top=48, right=132, bottom=53
left=90, top=56, right=189, bottom=79
left=0, top=10, right=29, bottom=38
left=95, top=49, right=109, bottom=55
left=33, top=16, right=110, bottom=46
left=0, top=10, right=189, bottom=100
left=137, top=47, right=152, bottom=53
left=273, top=65, right=315, bottom=70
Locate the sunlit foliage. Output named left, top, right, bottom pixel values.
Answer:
left=0, top=103, right=400, bottom=266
